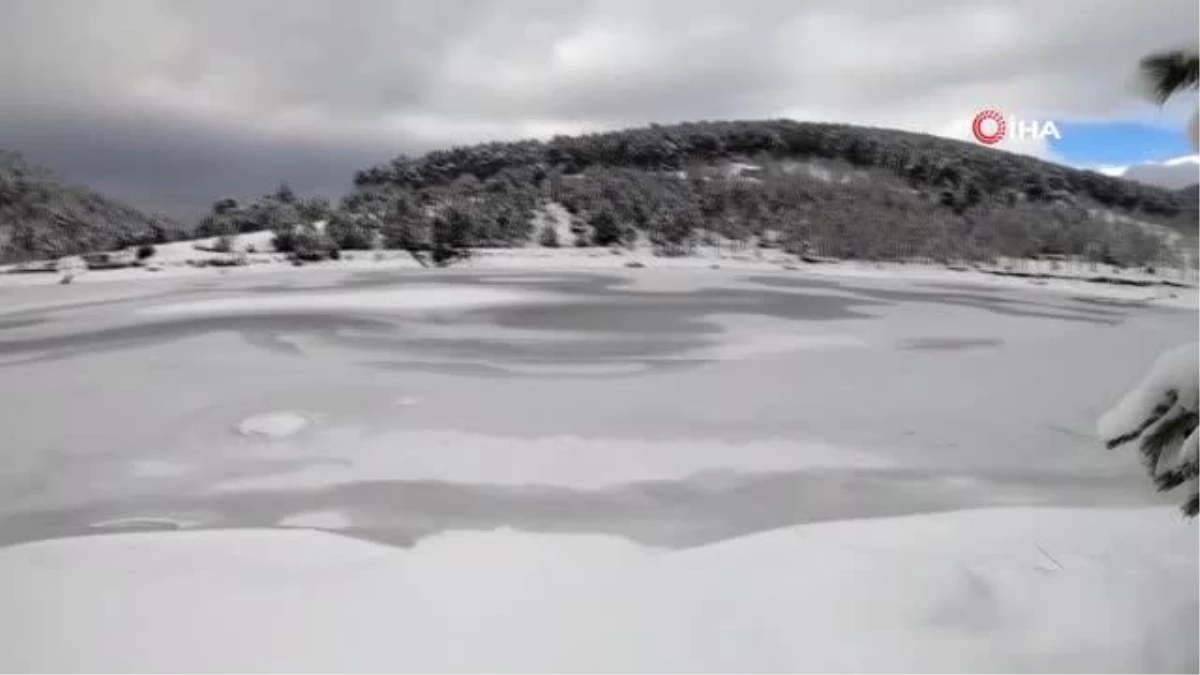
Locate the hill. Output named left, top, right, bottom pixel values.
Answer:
left=276, top=119, right=1187, bottom=267
left=0, top=151, right=182, bottom=264
left=174, top=119, right=1200, bottom=269
left=1176, top=183, right=1199, bottom=209
left=353, top=120, right=1189, bottom=217
left=11, top=119, right=1191, bottom=270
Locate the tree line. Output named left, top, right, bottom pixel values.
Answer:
left=195, top=144, right=1185, bottom=269
left=353, top=119, right=1191, bottom=219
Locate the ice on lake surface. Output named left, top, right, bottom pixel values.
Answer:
left=0, top=267, right=1192, bottom=540
left=0, top=266, right=1195, bottom=671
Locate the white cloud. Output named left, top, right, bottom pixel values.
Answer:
left=1092, top=154, right=1200, bottom=189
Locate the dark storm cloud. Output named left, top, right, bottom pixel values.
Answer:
left=4, top=109, right=397, bottom=217
left=1, top=0, right=1196, bottom=223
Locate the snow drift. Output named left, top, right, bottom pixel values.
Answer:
left=0, top=507, right=1195, bottom=673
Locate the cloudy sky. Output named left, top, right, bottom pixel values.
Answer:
left=1, top=0, right=1197, bottom=223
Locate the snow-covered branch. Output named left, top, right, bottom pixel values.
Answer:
left=1098, top=342, right=1199, bottom=517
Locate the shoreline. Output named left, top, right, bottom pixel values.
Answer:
left=2, top=243, right=1197, bottom=311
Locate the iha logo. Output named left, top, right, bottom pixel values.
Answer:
left=971, top=109, right=1061, bottom=145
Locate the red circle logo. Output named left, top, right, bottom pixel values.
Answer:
left=971, top=109, right=1006, bottom=145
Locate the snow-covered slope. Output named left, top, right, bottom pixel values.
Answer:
left=0, top=508, right=1194, bottom=672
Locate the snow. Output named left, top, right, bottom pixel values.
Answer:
left=235, top=411, right=312, bottom=438
left=137, top=285, right=545, bottom=316
left=54, top=255, right=87, bottom=275
left=1097, top=342, right=1199, bottom=468
left=213, top=430, right=893, bottom=492
left=455, top=249, right=1197, bottom=301
left=278, top=510, right=352, bottom=529
left=723, top=161, right=763, bottom=179
left=1, top=258, right=1197, bottom=671
left=1098, top=342, right=1199, bottom=443
left=530, top=201, right=577, bottom=247
left=127, top=458, right=194, bottom=478
left=2, top=228, right=1195, bottom=313
left=150, top=230, right=279, bottom=263
left=89, top=516, right=201, bottom=530
left=490, top=361, right=650, bottom=376
left=693, top=314, right=868, bottom=359
left=0, top=231, right=428, bottom=288
left=0, top=507, right=1194, bottom=672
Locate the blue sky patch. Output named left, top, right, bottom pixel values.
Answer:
left=1050, top=120, right=1193, bottom=167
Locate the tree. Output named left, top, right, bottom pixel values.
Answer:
left=1098, top=51, right=1200, bottom=518
left=195, top=197, right=249, bottom=236
left=273, top=183, right=297, bottom=205
left=538, top=223, right=560, bottom=247
left=647, top=204, right=698, bottom=255
left=213, top=234, right=235, bottom=253
left=430, top=204, right=473, bottom=265
left=381, top=193, right=428, bottom=251
left=212, top=198, right=239, bottom=215
left=297, top=196, right=332, bottom=223
left=1139, top=49, right=1199, bottom=151
left=1140, top=50, right=1199, bottom=104
left=284, top=223, right=336, bottom=261
left=326, top=212, right=376, bottom=250
left=258, top=200, right=301, bottom=238
left=1099, top=344, right=1199, bottom=517
left=589, top=207, right=625, bottom=247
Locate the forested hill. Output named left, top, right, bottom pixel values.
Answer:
left=354, top=119, right=1190, bottom=219
left=272, top=118, right=1193, bottom=267
left=0, top=151, right=181, bottom=263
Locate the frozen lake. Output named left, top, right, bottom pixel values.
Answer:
left=0, top=266, right=1194, bottom=548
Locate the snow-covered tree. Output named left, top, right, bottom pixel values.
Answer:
left=1098, top=343, right=1199, bottom=517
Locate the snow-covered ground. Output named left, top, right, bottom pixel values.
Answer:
left=0, top=508, right=1194, bottom=672
left=3, top=228, right=1196, bottom=310
left=0, top=262, right=1196, bottom=671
